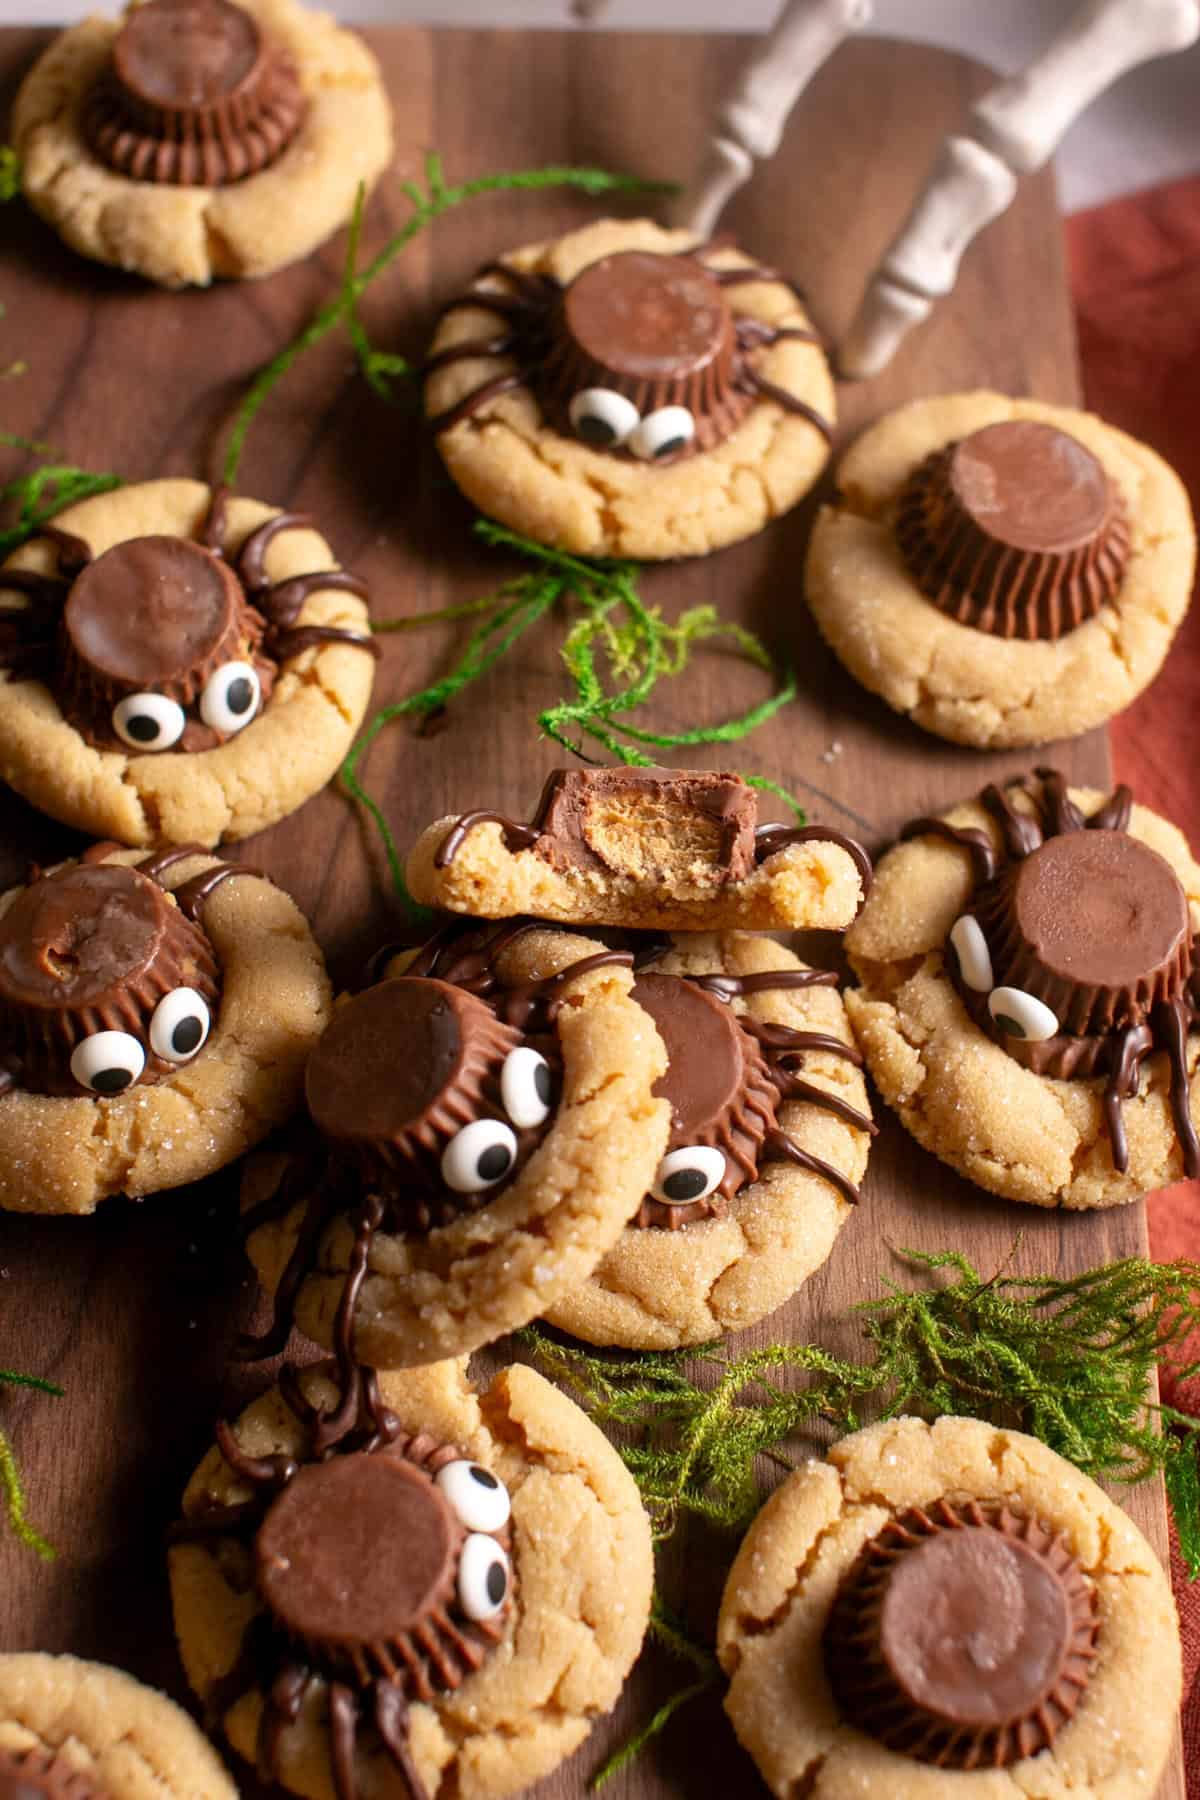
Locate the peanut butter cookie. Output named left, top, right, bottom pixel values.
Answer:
left=170, top=1354, right=653, bottom=1800
left=0, top=842, right=329, bottom=1213
left=544, top=930, right=874, bottom=1348
left=718, top=1415, right=1180, bottom=1799
left=0, top=1652, right=237, bottom=1798
left=241, top=920, right=669, bottom=1366
left=407, top=766, right=871, bottom=932
left=805, top=392, right=1195, bottom=748
left=12, top=0, right=393, bottom=289
left=0, top=478, right=376, bottom=846
left=424, top=216, right=834, bottom=560
left=845, top=771, right=1200, bottom=1209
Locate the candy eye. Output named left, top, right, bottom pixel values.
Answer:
left=200, top=661, right=260, bottom=735
left=949, top=915, right=994, bottom=992
left=441, top=1118, right=518, bottom=1194
left=629, top=406, right=695, bottom=462
left=988, top=987, right=1059, bottom=1042
left=500, top=1046, right=554, bottom=1129
left=70, top=1030, right=146, bottom=1096
left=651, top=1145, right=726, bottom=1205
left=437, top=1460, right=512, bottom=1533
left=149, top=987, right=211, bottom=1063
left=569, top=388, right=640, bottom=449
left=112, top=692, right=185, bottom=752
left=457, top=1533, right=511, bottom=1621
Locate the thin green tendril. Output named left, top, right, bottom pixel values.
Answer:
left=0, top=1369, right=65, bottom=1560
left=223, top=152, right=674, bottom=482
left=0, top=148, right=20, bottom=203
left=0, top=446, right=123, bottom=558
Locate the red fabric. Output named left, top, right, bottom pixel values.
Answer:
left=1067, top=173, right=1200, bottom=1792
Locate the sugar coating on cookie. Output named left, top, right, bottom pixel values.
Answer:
left=12, top=0, right=393, bottom=288
left=543, top=930, right=874, bottom=1349
left=240, top=920, right=670, bottom=1366
left=717, top=1415, right=1180, bottom=1799
left=0, top=479, right=377, bottom=846
left=170, top=1356, right=653, bottom=1800
left=424, top=216, right=835, bottom=559
left=846, top=772, right=1200, bottom=1210
left=0, top=845, right=330, bottom=1213
left=0, top=1652, right=238, bottom=1797
left=805, top=391, right=1195, bottom=749
left=408, top=766, right=871, bottom=931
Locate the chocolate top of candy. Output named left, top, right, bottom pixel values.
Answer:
left=824, top=1502, right=1098, bottom=1768
left=256, top=1453, right=458, bottom=1656
left=975, top=828, right=1192, bottom=1038
left=895, top=420, right=1129, bottom=641
left=113, top=0, right=262, bottom=109
left=0, top=1749, right=110, bottom=1799
left=64, top=537, right=241, bottom=691
left=563, top=252, right=732, bottom=384
left=0, top=864, right=172, bottom=1012
left=632, top=973, right=753, bottom=1144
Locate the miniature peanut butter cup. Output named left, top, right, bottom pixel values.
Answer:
left=895, top=420, right=1130, bottom=640
left=58, top=535, right=269, bottom=750
left=541, top=252, right=754, bottom=455
left=974, top=828, right=1192, bottom=1041
left=305, top=977, right=525, bottom=1201
left=0, top=1749, right=109, bottom=1800
left=84, top=0, right=305, bottom=188
left=0, top=862, right=219, bottom=1097
left=530, top=766, right=759, bottom=882
left=630, top=972, right=777, bottom=1228
left=824, top=1501, right=1098, bottom=1769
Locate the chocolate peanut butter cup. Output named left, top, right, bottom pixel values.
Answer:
left=895, top=420, right=1130, bottom=641
left=0, top=862, right=219, bottom=1097
left=84, top=0, right=305, bottom=189
left=529, top=765, right=759, bottom=882
left=304, top=977, right=534, bottom=1213
left=824, top=1500, right=1098, bottom=1769
left=58, top=535, right=272, bottom=753
left=973, top=828, right=1193, bottom=1043
left=540, top=251, right=754, bottom=457
left=630, top=972, right=777, bottom=1228
left=0, top=1749, right=109, bottom=1800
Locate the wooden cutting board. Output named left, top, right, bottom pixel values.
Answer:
left=0, top=26, right=1186, bottom=1800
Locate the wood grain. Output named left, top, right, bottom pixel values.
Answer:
left=0, top=27, right=1184, bottom=1799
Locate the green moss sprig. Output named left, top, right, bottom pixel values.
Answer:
left=0, top=149, right=19, bottom=204
left=223, top=152, right=673, bottom=482
left=0, top=1368, right=64, bottom=1560
left=0, top=437, right=122, bottom=558
left=342, top=521, right=801, bottom=912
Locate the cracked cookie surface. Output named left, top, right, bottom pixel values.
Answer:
left=845, top=785, right=1200, bottom=1210
left=0, top=479, right=375, bottom=846
left=12, top=0, right=392, bottom=288
left=170, top=1356, right=653, bottom=1800
left=717, top=1415, right=1180, bottom=1800
left=805, top=392, right=1195, bottom=748
left=0, top=1651, right=237, bottom=1797
left=244, top=926, right=670, bottom=1366
left=424, top=217, right=835, bottom=561
left=0, top=846, right=330, bottom=1213
left=544, top=932, right=872, bottom=1349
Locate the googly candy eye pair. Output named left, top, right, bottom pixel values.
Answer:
left=440, top=1044, right=556, bottom=1193
left=112, top=661, right=261, bottom=751
left=949, top=915, right=1059, bottom=1043
left=70, top=987, right=212, bottom=1095
left=568, top=389, right=696, bottom=460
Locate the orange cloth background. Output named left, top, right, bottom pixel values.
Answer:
left=1068, top=173, right=1200, bottom=1787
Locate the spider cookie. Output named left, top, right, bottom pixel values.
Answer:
left=544, top=930, right=874, bottom=1349
left=717, top=1415, right=1180, bottom=1799
left=0, top=841, right=329, bottom=1214
left=805, top=392, right=1195, bottom=748
left=12, top=0, right=392, bottom=288
left=240, top=919, right=669, bottom=1366
left=170, top=1350, right=653, bottom=1800
left=423, top=216, right=835, bottom=559
left=0, top=1653, right=237, bottom=1798
left=846, top=770, right=1200, bottom=1209
left=407, top=766, right=872, bottom=932
left=0, top=478, right=377, bottom=846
